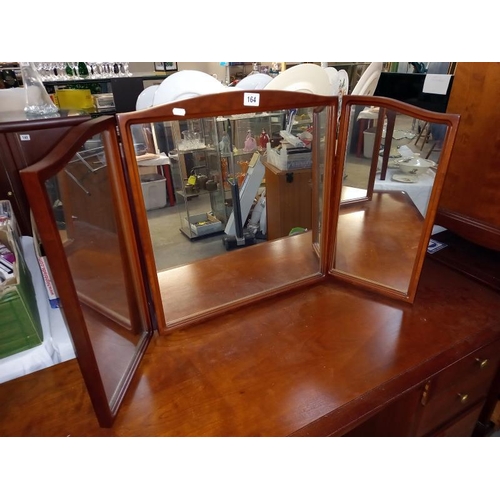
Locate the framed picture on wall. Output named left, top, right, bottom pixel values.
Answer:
left=154, top=62, right=178, bottom=72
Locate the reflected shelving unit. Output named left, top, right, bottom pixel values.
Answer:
left=168, top=111, right=285, bottom=240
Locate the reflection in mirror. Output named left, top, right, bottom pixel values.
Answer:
left=332, top=97, right=457, bottom=300
left=312, top=108, right=329, bottom=256
left=43, top=132, right=150, bottom=406
left=119, top=95, right=334, bottom=329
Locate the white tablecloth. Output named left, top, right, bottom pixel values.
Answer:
left=374, top=156, right=446, bottom=235
left=0, top=237, right=75, bottom=384
left=374, top=169, right=435, bottom=217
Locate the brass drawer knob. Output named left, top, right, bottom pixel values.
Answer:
left=457, top=393, right=469, bottom=404
left=475, top=358, right=489, bottom=369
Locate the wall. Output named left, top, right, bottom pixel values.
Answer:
left=128, top=62, right=276, bottom=84
left=129, top=62, right=224, bottom=81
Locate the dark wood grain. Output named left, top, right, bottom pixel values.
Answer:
left=1, top=258, right=499, bottom=437
left=0, top=112, right=90, bottom=234
left=159, top=231, right=321, bottom=327
left=437, top=62, right=500, bottom=250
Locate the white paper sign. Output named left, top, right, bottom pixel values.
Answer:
left=243, top=92, right=260, bottom=107
left=422, top=74, right=452, bottom=95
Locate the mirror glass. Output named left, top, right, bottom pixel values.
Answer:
left=42, top=132, right=150, bottom=406
left=312, top=108, right=329, bottom=255
left=333, top=99, right=451, bottom=295
left=122, top=98, right=333, bottom=328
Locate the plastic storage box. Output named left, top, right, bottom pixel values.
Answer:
left=0, top=201, right=43, bottom=359
left=184, top=213, right=223, bottom=237
left=140, top=174, right=167, bottom=211
left=55, top=89, right=94, bottom=110
left=266, top=143, right=312, bottom=171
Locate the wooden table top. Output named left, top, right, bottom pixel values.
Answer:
left=1, top=257, right=499, bottom=436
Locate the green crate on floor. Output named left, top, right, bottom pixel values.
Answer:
left=0, top=203, right=43, bottom=359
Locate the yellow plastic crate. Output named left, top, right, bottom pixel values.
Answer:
left=55, top=88, right=94, bottom=110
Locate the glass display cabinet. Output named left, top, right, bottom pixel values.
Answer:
left=159, top=111, right=286, bottom=240
left=20, top=89, right=459, bottom=427
left=169, top=117, right=226, bottom=239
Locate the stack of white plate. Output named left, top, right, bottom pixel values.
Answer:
left=264, top=63, right=333, bottom=95
left=152, top=70, right=225, bottom=106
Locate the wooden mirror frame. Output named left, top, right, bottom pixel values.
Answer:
left=116, top=90, right=339, bottom=334
left=20, top=116, right=154, bottom=427
left=326, top=95, right=460, bottom=303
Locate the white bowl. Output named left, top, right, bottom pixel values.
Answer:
left=396, top=155, right=436, bottom=175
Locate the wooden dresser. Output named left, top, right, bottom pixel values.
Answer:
left=1, top=257, right=499, bottom=437
left=0, top=110, right=90, bottom=235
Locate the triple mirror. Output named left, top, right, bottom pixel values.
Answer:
left=20, top=90, right=459, bottom=427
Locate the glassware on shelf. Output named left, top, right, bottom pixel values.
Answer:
left=122, top=62, right=132, bottom=76
left=19, top=62, right=59, bottom=116
left=178, top=130, right=205, bottom=151
left=64, top=62, right=74, bottom=79
left=88, top=62, right=98, bottom=79
left=78, top=62, right=89, bottom=78
left=53, top=62, right=65, bottom=80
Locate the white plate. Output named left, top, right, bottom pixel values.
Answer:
left=395, top=155, right=436, bottom=169
left=392, top=174, right=419, bottom=183
left=337, top=70, right=349, bottom=97
left=152, top=70, right=225, bottom=106
left=264, top=63, right=332, bottom=95
left=351, top=62, right=383, bottom=96
left=235, top=73, right=273, bottom=90
left=135, top=84, right=159, bottom=110
left=388, top=159, right=402, bottom=168
left=323, top=67, right=339, bottom=95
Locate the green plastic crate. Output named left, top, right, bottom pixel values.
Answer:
left=0, top=204, right=43, bottom=359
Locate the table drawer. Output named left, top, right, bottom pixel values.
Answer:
left=428, top=340, right=500, bottom=396
left=418, top=372, right=494, bottom=435
left=433, top=402, right=484, bottom=437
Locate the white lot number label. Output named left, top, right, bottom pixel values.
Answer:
left=243, top=93, right=260, bottom=107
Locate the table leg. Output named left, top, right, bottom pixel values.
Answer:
left=157, top=164, right=176, bottom=206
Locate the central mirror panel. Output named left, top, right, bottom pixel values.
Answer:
left=117, top=91, right=337, bottom=331
left=329, top=95, right=459, bottom=302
